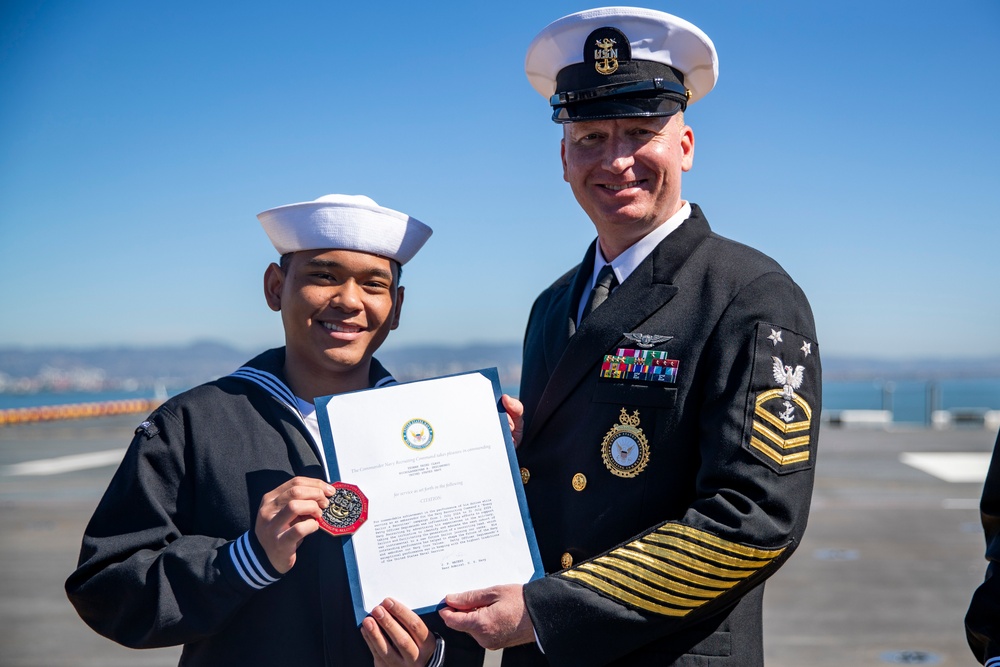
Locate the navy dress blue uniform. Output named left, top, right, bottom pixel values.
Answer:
left=506, top=205, right=820, bottom=666
left=966, top=429, right=1000, bottom=666
left=66, top=349, right=485, bottom=666
left=67, top=194, right=479, bottom=667
left=500, top=9, right=821, bottom=664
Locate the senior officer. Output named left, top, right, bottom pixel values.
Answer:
left=66, top=195, right=485, bottom=667
left=441, top=8, right=821, bottom=666
left=966, top=429, right=1000, bottom=666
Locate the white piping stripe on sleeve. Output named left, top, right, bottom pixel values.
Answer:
left=985, top=657, right=1000, bottom=667
left=229, top=532, right=277, bottom=589
left=229, top=539, right=265, bottom=590
left=426, top=635, right=445, bottom=667
left=232, top=534, right=269, bottom=589
left=237, top=531, right=279, bottom=584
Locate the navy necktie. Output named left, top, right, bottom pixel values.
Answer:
left=582, top=264, right=618, bottom=321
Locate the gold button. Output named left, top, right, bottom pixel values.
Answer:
left=572, top=473, right=587, bottom=491
left=560, top=552, right=573, bottom=569
left=520, top=467, right=530, bottom=484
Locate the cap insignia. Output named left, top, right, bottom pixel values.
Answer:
left=595, top=37, right=618, bottom=75
left=585, top=27, right=630, bottom=77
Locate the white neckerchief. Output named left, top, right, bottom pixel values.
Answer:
left=576, top=201, right=692, bottom=325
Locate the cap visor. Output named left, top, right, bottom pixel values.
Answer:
left=553, top=96, right=685, bottom=123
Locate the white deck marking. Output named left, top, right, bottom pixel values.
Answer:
left=899, top=452, right=990, bottom=483
left=3, top=449, right=127, bottom=476
left=942, top=498, right=981, bottom=510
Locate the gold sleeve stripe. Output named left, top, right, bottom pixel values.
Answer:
left=754, top=404, right=811, bottom=433
left=644, top=534, right=776, bottom=569
left=575, top=563, right=710, bottom=605
left=750, top=437, right=811, bottom=466
left=655, top=524, right=787, bottom=560
left=752, top=421, right=811, bottom=449
left=755, top=389, right=813, bottom=422
left=558, top=523, right=787, bottom=617
left=614, top=548, right=738, bottom=590
left=592, top=557, right=725, bottom=598
left=632, top=542, right=760, bottom=579
left=561, top=570, right=690, bottom=617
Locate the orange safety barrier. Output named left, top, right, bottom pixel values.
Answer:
left=0, top=398, right=163, bottom=426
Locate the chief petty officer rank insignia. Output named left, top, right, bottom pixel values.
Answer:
left=744, top=322, right=819, bottom=473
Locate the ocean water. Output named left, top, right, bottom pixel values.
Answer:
left=0, top=390, right=164, bottom=410
left=822, top=377, right=1000, bottom=425
left=3, top=378, right=1000, bottom=426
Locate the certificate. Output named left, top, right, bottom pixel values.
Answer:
left=315, top=368, right=544, bottom=625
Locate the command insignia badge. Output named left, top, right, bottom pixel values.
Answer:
left=402, top=418, right=434, bottom=450
left=318, top=482, right=368, bottom=537
left=602, top=408, right=650, bottom=478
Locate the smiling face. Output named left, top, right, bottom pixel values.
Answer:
left=264, top=249, right=403, bottom=400
left=561, top=113, right=694, bottom=260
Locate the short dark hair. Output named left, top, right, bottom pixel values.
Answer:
left=277, top=253, right=402, bottom=284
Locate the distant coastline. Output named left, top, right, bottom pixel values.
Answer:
left=0, top=341, right=525, bottom=398
left=2, top=342, right=999, bottom=425
left=2, top=341, right=999, bottom=389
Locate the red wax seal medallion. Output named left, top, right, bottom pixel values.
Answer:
left=318, top=482, right=368, bottom=536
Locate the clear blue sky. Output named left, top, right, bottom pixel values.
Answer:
left=2, top=1, right=998, bottom=359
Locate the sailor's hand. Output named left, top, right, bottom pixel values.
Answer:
left=362, top=598, right=438, bottom=667
left=255, top=476, right=331, bottom=573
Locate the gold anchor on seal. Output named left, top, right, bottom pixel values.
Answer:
left=594, top=37, right=619, bottom=75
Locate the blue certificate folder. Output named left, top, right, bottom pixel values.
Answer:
left=314, top=367, right=544, bottom=626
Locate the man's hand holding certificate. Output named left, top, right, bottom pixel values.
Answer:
left=315, top=368, right=543, bottom=624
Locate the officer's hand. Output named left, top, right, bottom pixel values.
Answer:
left=255, top=476, right=331, bottom=573
left=361, top=598, right=437, bottom=667
left=439, top=584, right=534, bottom=650
left=501, top=394, right=525, bottom=447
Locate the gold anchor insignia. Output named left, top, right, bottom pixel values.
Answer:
left=594, top=37, right=619, bottom=75
left=601, top=408, right=650, bottom=478
left=323, top=488, right=360, bottom=527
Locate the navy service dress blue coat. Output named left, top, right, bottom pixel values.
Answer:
left=65, top=347, right=484, bottom=667
left=506, top=205, right=821, bottom=666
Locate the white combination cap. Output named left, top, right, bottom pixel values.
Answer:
left=525, top=6, right=718, bottom=123
left=256, top=194, right=432, bottom=265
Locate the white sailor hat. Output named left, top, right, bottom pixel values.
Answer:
left=525, top=6, right=718, bottom=123
left=256, top=194, right=432, bottom=265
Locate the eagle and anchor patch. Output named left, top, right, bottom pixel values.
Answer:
left=745, top=322, right=819, bottom=473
